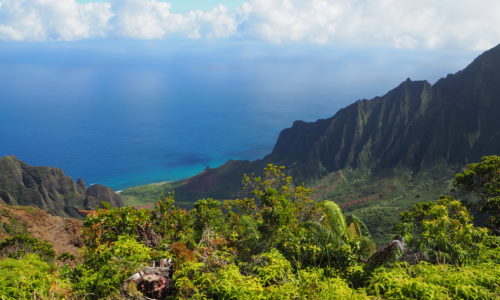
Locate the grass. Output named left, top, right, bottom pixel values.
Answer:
left=121, top=181, right=191, bottom=207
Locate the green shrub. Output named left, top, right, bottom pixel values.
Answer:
left=211, top=264, right=266, bottom=299
left=0, top=253, right=72, bottom=299
left=74, top=235, right=154, bottom=299
left=398, top=196, right=489, bottom=265
left=0, top=234, right=55, bottom=262
left=367, top=262, right=500, bottom=299
left=297, top=268, right=369, bottom=299
left=245, top=248, right=293, bottom=286
left=82, top=206, right=151, bottom=249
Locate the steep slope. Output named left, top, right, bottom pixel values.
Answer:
left=267, top=44, right=500, bottom=181
left=0, top=203, right=83, bottom=256
left=267, top=79, right=434, bottom=181
left=0, top=156, right=123, bottom=218
left=122, top=44, right=500, bottom=211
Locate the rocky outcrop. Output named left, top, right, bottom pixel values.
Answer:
left=85, top=184, right=123, bottom=209
left=0, top=156, right=123, bottom=218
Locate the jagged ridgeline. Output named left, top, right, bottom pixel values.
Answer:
left=0, top=156, right=123, bottom=218
left=122, top=44, right=500, bottom=209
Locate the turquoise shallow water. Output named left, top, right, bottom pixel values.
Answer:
left=0, top=41, right=478, bottom=190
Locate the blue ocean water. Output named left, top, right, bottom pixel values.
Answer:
left=0, top=41, right=479, bottom=190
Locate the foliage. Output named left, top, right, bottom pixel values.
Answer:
left=57, top=252, right=77, bottom=263
left=191, top=198, right=227, bottom=242
left=173, top=254, right=370, bottom=300
left=74, top=235, right=155, bottom=299
left=0, top=234, right=55, bottom=262
left=152, top=193, right=194, bottom=246
left=0, top=207, right=29, bottom=237
left=2, top=160, right=499, bottom=299
left=455, top=155, right=500, bottom=233
left=367, top=261, right=500, bottom=299
left=243, top=248, right=293, bottom=286
left=174, top=261, right=266, bottom=300
left=303, top=201, right=374, bottom=270
left=397, top=196, right=489, bottom=266
left=296, top=268, right=369, bottom=299
left=225, top=164, right=324, bottom=262
left=0, top=253, right=72, bottom=299
left=312, top=164, right=456, bottom=245
left=81, top=205, right=151, bottom=249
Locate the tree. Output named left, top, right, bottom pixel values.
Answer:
left=227, top=164, right=322, bottom=259
left=397, top=196, right=489, bottom=266
left=151, top=193, right=194, bottom=246
left=81, top=206, right=151, bottom=249
left=191, top=198, right=227, bottom=243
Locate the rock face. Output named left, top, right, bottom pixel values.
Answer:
left=85, top=184, right=123, bottom=209
left=0, top=156, right=123, bottom=218
left=166, top=44, right=500, bottom=201
left=266, top=44, right=500, bottom=182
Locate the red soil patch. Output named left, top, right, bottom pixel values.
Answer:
left=0, top=204, right=83, bottom=257
left=135, top=203, right=155, bottom=210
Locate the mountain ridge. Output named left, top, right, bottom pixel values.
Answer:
left=0, top=155, right=123, bottom=218
left=122, top=43, right=500, bottom=208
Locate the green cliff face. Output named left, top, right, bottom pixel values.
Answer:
left=0, top=156, right=123, bottom=218
left=268, top=44, right=500, bottom=181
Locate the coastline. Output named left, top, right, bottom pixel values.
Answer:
left=116, top=180, right=173, bottom=194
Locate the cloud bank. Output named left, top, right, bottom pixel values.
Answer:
left=0, top=0, right=499, bottom=50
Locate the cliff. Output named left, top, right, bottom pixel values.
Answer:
left=122, top=44, right=500, bottom=206
left=267, top=44, right=500, bottom=181
left=0, top=156, right=123, bottom=218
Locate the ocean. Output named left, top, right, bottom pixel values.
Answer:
left=0, top=40, right=478, bottom=190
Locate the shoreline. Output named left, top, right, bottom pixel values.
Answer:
left=116, top=180, right=173, bottom=193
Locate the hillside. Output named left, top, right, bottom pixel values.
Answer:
left=0, top=202, right=82, bottom=256
left=122, top=44, right=500, bottom=241
left=0, top=156, right=124, bottom=218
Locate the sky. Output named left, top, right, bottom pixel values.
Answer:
left=76, top=0, right=246, bottom=12
left=0, top=0, right=499, bottom=50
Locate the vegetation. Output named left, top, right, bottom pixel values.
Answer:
left=0, top=157, right=499, bottom=299
left=455, top=155, right=500, bottom=234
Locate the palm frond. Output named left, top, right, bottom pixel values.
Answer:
left=322, top=200, right=348, bottom=242
left=345, top=214, right=372, bottom=240
left=303, top=220, right=345, bottom=249
left=240, top=215, right=260, bottom=242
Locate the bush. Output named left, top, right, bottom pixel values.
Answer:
left=397, top=196, right=489, bottom=265
left=367, top=262, right=500, bottom=299
left=297, top=268, right=369, bottom=299
left=244, top=248, right=293, bottom=286
left=74, top=235, right=155, bottom=299
left=0, top=234, right=55, bottom=262
left=0, top=253, right=72, bottom=299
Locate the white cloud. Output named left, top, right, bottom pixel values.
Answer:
left=107, top=0, right=236, bottom=39
left=237, top=0, right=500, bottom=50
left=0, top=0, right=499, bottom=50
left=0, top=0, right=236, bottom=41
left=0, top=0, right=111, bottom=41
